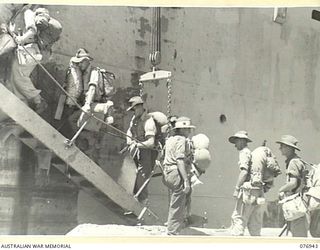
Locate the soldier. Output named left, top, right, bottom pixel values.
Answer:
left=126, top=96, right=158, bottom=204
left=162, top=116, right=195, bottom=235
left=228, top=130, right=262, bottom=236
left=63, top=48, right=115, bottom=124
left=68, top=48, right=115, bottom=124
left=276, top=135, right=308, bottom=237
left=7, top=7, right=62, bottom=113
left=60, top=48, right=115, bottom=160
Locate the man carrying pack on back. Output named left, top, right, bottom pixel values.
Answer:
left=5, top=7, right=62, bottom=113
left=126, top=96, right=160, bottom=205
left=248, top=144, right=282, bottom=234
left=71, top=48, right=115, bottom=127
left=60, top=48, right=115, bottom=156
left=305, top=162, right=320, bottom=237
left=228, top=131, right=253, bottom=236
left=277, top=135, right=309, bottom=237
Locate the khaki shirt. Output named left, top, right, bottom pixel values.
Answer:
left=163, top=135, right=187, bottom=167
left=126, top=111, right=157, bottom=145
left=238, top=147, right=251, bottom=171
left=285, top=154, right=305, bottom=194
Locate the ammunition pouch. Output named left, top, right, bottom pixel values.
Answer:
left=241, top=182, right=263, bottom=205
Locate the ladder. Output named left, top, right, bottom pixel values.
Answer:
left=0, top=83, right=159, bottom=225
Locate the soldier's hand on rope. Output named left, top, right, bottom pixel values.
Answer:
left=15, top=35, right=25, bottom=45
left=128, top=141, right=138, bottom=154
left=81, top=103, right=91, bottom=113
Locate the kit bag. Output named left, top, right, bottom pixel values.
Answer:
left=305, top=164, right=320, bottom=211
left=279, top=193, right=307, bottom=221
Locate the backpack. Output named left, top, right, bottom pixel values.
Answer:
left=64, top=66, right=116, bottom=106
left=304, top=163, right=320, bottom=211
left=37, top=17, right=62, bottom=52
left=250, top=146, right=282, bottom=191
left=64, top=66, right=84, bottom=106
left=95, top=68, right=116, bottom=102
left=147, top=111, right=168, bottom=147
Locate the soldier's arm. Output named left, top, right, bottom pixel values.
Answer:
left=235, top=169, right=249, bottom=189
left=126, top=128, right=133, bottom=145
left=136, top=117, right=156, bottom=149
left=236, top=150, right=251, bottom=188
left=84, top=85, right=96, bottom=105
left=279, top=176, right=298, bottom=193
left=15, top=9, right=37, bottom=45
left=177, top=158, right=190, bottom=193
left=136, top=135, right=155, bottom=149
left=279, top=159, right=301, bottom=193
left=82, top=70, right=98, bottom=111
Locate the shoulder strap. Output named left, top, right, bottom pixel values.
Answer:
left=63, top=66, right=71, bottom=88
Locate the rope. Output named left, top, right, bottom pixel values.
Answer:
left=139, top=81, right=144, bottom=97
left=17, top=43, right=147, bottom=146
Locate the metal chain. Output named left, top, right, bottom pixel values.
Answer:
left=139, top=81, right=144, bottom=97
left=166, top=78, right=172, bottom=117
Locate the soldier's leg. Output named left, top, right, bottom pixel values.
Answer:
left=183, top=188, right=192, bottom=226
left=247, top=204, right=263, bottom=236
left=310, top=210, right=320, bottom=237
left=134, top=149, right=157, bottom=203
left=230, top=199, right=247, bottom=236
left=290, top=215, right=308, bottom=237
left=164, top=169, right=186, bottom=235
left=10, top=57, right=41, bottom=102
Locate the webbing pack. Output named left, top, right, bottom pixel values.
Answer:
left=250, top=146, right=281, bottom=190
left=304, top=163, right=320, bottom=211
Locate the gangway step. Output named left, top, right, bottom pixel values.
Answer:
left=0, top=83, right=159, bottom=225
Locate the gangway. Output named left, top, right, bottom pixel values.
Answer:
left=0, top=83, right=159, bottom=225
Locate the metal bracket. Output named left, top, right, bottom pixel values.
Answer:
left=139, top=68, right=172, bottom=83
left=137, top=206, right=159, bottom=225
left=64, top=118, right=89, bottom=148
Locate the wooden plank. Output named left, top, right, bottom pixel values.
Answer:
left=117, top=153, right=137, bottom=195
left=19, top=137, right=41, bottom=150
left=0, top=84, right=159, bottom=224
left=54, top=94, right=66, bottom=120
